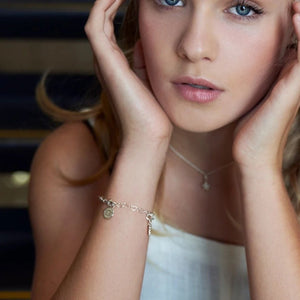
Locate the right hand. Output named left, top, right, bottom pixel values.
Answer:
left=85, top=0, right=173, bottom=145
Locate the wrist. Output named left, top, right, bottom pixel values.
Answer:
left=116, top=140, right=169, bottom=179
left=107, top=139, right=169, bottom=207
left=123, top=129, right=172, bottom=149
left=237, top=162, right=282, bottom=179
left=120, top=136, right=171, bottom=160
left=236, top=164, right=284, bottom=191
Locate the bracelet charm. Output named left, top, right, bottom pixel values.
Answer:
left=146, top=213, right=154, bottom=235
left=103, top=207, right=114, bottom=219
left=99, top=196, right=155, bottom=236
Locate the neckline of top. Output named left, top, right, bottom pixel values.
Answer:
left=152, top=217, right=246, bottom=252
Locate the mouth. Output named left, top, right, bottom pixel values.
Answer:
left=173, top=76, right=223, bottom=91
left=183, top=83, right=213, bottom=90
left=172, top=76, right=224, bottom=104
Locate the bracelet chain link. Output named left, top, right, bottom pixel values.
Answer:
left=99, top=196, right=155, bottom=236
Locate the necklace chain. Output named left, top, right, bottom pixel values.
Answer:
left=169, top=145, right=234, bottom=191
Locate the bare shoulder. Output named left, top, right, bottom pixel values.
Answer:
left=29, top=121, right=110, bottom=299
left=31, top=121, right=106, bottom=181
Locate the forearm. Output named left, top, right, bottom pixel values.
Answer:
left=52, top=139, right=169, bottom=300
left=239, top=167, right=300, bottom=300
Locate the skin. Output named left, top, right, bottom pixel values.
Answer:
left=29, top=0, right=300, bottom=298
left=138, top=0, right=297, bottom=243
left=139, top=0, right=291, bottom=133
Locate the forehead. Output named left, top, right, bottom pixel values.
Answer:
left=259, top=0, right=292, bottom=8
left=194, top=0, right=292, bottom=12
left=234, top=0, right=292, bottom=16
left=224, top=0, right=291, bottom=9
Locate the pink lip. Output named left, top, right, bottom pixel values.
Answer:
left=172, top=76, right=224, bottom=104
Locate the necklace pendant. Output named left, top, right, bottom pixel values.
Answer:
left=202, top=181, right=210, bottom=191
left=202, top=175, right=210, bottom=191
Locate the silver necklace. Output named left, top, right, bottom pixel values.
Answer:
left=169, top=145, right=234, bottom=191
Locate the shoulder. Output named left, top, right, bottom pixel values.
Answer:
left=29, top=120, right=109, bottom=237
left=29, top=121, right=110, bottom=298
left=31, top=121, right=105, bottom=181
left=29, top=120, right=110, bottom=223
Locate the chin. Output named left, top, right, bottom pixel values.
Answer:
left=170, top=116, right=234, bottom=134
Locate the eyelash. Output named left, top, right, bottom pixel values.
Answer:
left=153, top=0, right=265, bottom=21
left=153, top=0, right=184, bottom=10
left=227, top=0, right=264, bottom=21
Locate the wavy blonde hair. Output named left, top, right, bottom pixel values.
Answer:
left=36, top=0, right=300, bottom=220
left=36, top=0, right=139, bottom=184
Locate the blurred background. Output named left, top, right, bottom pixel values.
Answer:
left=0, top=0, right=124, bottom=298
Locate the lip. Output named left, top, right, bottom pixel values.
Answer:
left=172, top=76, right=224, bottom=104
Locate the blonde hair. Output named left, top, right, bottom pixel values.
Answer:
left=35, top=2, right=139, bottom=183
left=36, top=0, right=300, bottom=220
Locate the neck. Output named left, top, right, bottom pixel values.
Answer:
left=155, top=121, right=244, bottom=245
left=169, top=122, right=236, bottom=170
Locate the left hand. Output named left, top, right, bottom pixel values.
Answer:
left=232, top=2, right=300, bottom=172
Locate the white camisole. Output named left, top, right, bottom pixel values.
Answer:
left=140, top=218, right=250, bottom=300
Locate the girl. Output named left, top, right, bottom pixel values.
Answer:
left=29, top=0, right=300, bottom=299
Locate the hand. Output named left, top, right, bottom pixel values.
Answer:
left=85, top=0, right=173, bottom=145
left=232, top=3, right=300, bottom=172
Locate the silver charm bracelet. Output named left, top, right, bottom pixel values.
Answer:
left=99, top=196, right=155, bottom=236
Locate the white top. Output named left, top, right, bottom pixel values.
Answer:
left=140, top=218, right=250, bottom=300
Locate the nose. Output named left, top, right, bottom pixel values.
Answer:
left=176, top=11, right=218, bottom=63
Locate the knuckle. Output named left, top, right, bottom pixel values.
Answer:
left=84, top=23, right=92, bottom=36
left=108, top=14, right=114, bottom=23
left=84, top=21, right=98, bottom=39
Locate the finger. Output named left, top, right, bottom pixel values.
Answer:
left=86, top=0, right=115, bottom=30
left=268, top=4, right=300, bottom=111
left=104, top=0, right=123, bottom=41
left=294, top=16, right=300, bottom=62
left=85, top=0, right=120, bottom=44
left=293, top=1, right=300, bottom=60
left=133, top=40, right=145, bottom=70
left=105, top=0, right=123, bottom=21
left=133, top=40, right=151, bottom=88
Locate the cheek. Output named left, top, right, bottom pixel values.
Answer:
left=138, top=15, right=161, bottom=68
left=222, top=23, right=284, bottom=106
left=138, top=4, right=179, bottom=79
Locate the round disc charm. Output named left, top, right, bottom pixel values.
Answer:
left=103, top=207, right=114, bottom=219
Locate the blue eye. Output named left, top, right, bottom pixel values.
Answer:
left=158, top=0, right=184, bottom=7
left=235, top=5, right=252, bottom=16
left=165, top=0, right=180, bottom=5
left=228, top=5, right=254, bottom=17
left=227, top=2, right=264, bottom=19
